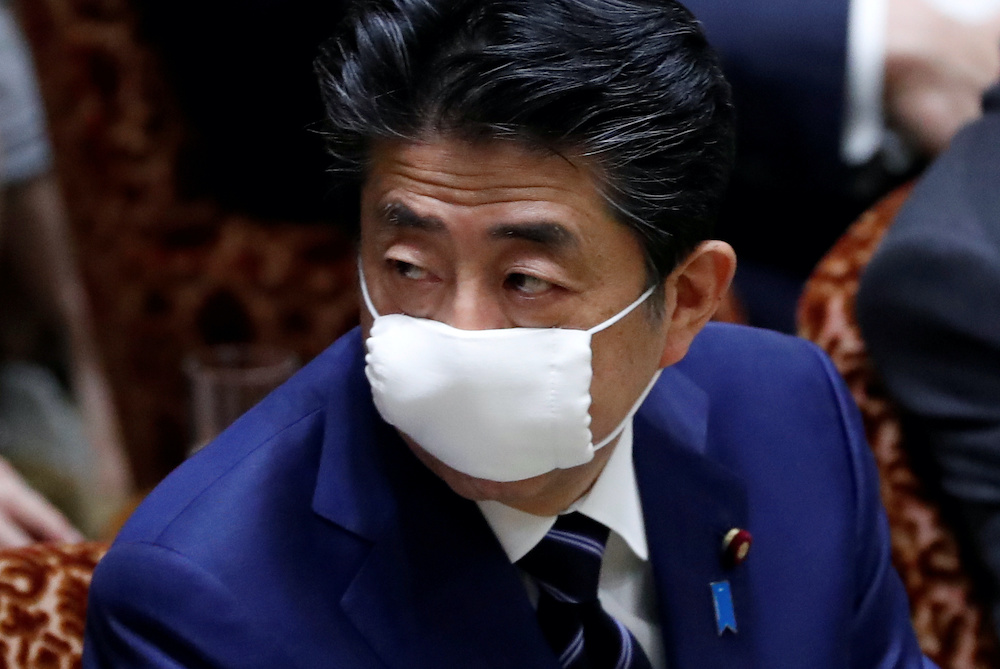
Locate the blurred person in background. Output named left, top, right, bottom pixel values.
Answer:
left=688, top=0, right=1000, bottom=331
left=857, top=70, right=1000, bottom=641
left=0, top=0, right=132, bottom=543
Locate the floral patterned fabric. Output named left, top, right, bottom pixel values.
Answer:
left=798, top=183, right=999, bottom=669
left=0, top=542, right=107, bottom=668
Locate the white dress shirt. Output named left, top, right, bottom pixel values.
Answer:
left=477, top=421, right=667, bottom=669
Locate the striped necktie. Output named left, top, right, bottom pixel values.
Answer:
left=517, top=512, right=653, bottom=669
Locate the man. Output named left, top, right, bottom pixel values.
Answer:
left=83, top=0, right=932, bottom=666
left=858, top=76, right=1000, bottom=640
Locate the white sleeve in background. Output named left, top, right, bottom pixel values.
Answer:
left=842, top=0, right=889, bottom=166
left=842, top=0, right=1000, bottom=167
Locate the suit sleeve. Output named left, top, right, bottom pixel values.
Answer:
left=813, top=350, right=938, bottom=668
left=83, top=542, right=294, bottom=669
left=858, top=213, right=1000, bottom=632
left=858, top=231, right=1000, bottom=506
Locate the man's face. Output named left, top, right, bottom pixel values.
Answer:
left=358, top=136, right=678, bottom=513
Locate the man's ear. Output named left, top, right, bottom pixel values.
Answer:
left=657, top=240, right=737, bottom=368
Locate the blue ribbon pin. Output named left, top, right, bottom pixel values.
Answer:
left=710, top=581, right=737, bottom=635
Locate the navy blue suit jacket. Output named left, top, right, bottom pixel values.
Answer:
left=82, top=324, right=931, bottom=668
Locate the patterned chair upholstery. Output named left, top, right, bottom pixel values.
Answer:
left=0, top=542, right=108, bottom=668
left=797, top=184, right=999, bottom=668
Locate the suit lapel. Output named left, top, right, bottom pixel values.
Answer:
left=339, top=450, right=558, bottom=669
left=634, top=367, right=757, bottom=669
left=311, top=333, right=557, bottom=669
left=312, top=331, right=760, bottom=668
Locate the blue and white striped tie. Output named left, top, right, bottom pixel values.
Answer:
left=517, top=513, right=653, bottom=669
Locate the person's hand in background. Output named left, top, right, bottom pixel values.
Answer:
left=886, top=0, right=1000, bottom=154
left=0, top=456, right=83, bottom=546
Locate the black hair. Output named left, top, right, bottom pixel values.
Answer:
left=315, top=0, right=735, bottom=283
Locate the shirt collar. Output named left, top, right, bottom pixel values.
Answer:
left=477, top=420, right=648, bottom=563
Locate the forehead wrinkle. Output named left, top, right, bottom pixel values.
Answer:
left=394, top=168, right=588, bottom=205
left=375, top=140, right=596, bottom=205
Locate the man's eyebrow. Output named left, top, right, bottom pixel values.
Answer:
left=379, top=202, right=446, bottom=232
left=378, top=202, right=576, bottom=249
left=488, top=221, right=577, bottom=249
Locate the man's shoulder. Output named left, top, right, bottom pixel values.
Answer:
left=677, top=321, right=833, bottom=389
left=86, top=328, right=384, bottom=667
left=661, top=322, right=861, bottom=465
left=643, top=323, right=873, bottom=549
left=873, top=102, right=1000, bottom=256
left=113, top=328, right=367, bottom=553
left=857, top=107, right=1000, bottom=342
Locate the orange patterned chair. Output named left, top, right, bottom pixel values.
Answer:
left=0, top=542, right=108, bottom=668
left=798, top=184, right=999, bottom=668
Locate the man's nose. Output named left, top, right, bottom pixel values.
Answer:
left=444, top=283, right=509, bottom=331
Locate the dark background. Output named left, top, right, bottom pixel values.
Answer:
left=137, top=0, right=349, bottom=222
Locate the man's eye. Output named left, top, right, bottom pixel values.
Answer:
left=505, top=273, right=553, bottom=295
left=389, top=259, right=429, bottom=281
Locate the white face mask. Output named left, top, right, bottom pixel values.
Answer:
left=360, top=266, right=662, bottom=482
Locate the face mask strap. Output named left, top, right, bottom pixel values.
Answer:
left=591, top=369, right=663, bottom=451
left=357, top=258, right=382, bottom=318
left=587, top=283, right=659, bottom=335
